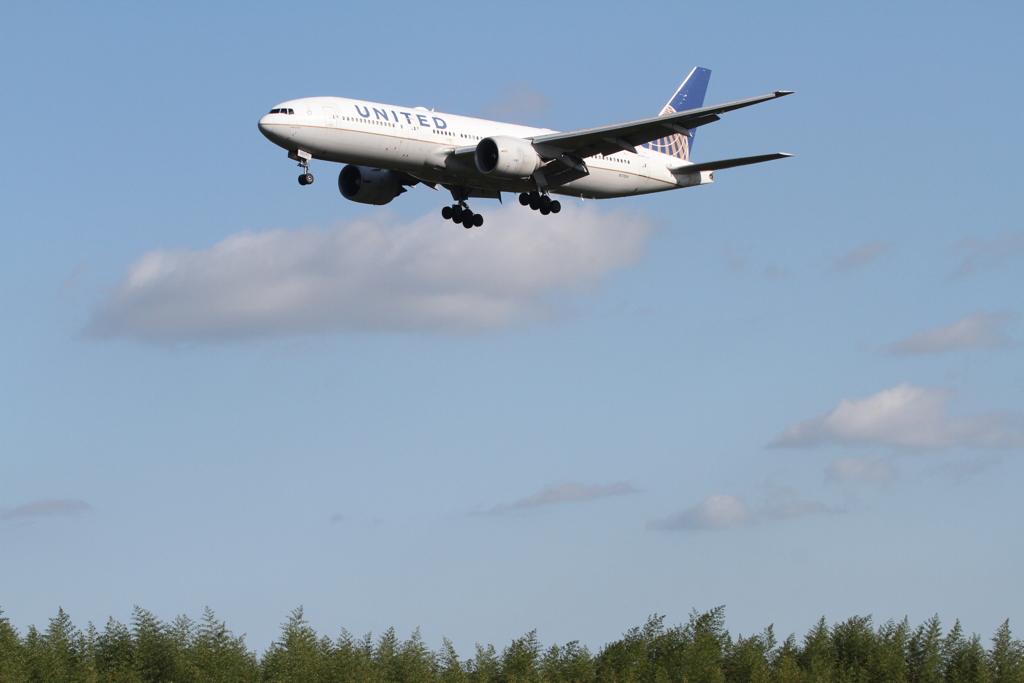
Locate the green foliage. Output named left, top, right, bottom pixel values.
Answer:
left=468, top=643, right=501, bottom=683
left=262, top=607, right=328, bottom=683
left=771, top=635, right=804, bottom=683
left=799, top=617, right=836, bottom=683
left=909, top=616, right=945, bottom=683
left=831, top=615, right=875, bottom=683
left=989, top=621, right=1024, bottom=683
left=0, top=606, right=1021, bottom=683
left=500, top=630, right=542, bottom=683
left=0, top=609, right=29, bottom=683
left=541, top=641, right=594, bottom=683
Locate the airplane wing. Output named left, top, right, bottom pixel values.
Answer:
left=529, top=91, right=794, bottom=159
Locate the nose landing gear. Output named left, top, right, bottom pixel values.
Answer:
left=288, top=149, right=314, bottom=186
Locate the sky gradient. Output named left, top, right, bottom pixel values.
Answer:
left=2, top=1, right=1022, bottom=654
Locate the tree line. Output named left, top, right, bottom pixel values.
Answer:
left=1, top=605, right=1021, bottom=683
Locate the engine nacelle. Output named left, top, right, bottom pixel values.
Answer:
left=338, top=165, right=404, bottom=205
left=475, top=136, right=543, bottom=179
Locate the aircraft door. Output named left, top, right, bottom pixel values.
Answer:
left=323, top=106, right=337, bottom=127
left=396, top=116, right=421, bottom=165
left=635, top=155, right=649, bottom=192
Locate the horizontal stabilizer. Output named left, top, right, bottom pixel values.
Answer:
left=673, top=152, right=792, bottom=174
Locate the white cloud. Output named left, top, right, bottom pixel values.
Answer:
left=951, top=231, right=1024, bottom=277
left=833, top=240, right=892, bottom=272
left=889, top=311, right=1017, bottom=354
left=771, top=383, right=1024, bottom=450
left=827, top=457, right=897, bottom=484
left=484, top=481, right=636, bottom=515
left=87, top=203, right=656, bottom=341
left=647, top=494, right=753, bottom=531
left=1, top=498, right=91, bottom=520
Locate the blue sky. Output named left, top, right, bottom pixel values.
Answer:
left=2, top=1, right=1022, bottom=654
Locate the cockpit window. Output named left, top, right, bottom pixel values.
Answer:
left=268, top=108, right=295, bottom=115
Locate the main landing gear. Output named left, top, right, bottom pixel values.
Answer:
left=441, top=202, right=484, bottom=229
left=519, top=191, right=560, bottom=215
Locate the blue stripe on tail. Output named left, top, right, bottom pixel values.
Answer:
left=643, top=67, right=711, bottom=160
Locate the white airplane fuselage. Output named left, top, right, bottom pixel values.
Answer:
left=258, top=96, right=706, bottom=200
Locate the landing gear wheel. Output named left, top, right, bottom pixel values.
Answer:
left=462, top=213, right=475, bottom=229
left=539, top=195, right=551, bottom=211
left=452, top=206, right=464, bottom=223
left=298, top=173, right=313, bottom=185
left=550, top=200, right=561, bottom=214
left=519, top=193, right=531, bottom=206
left=539, top=205, right=551, bottom=216
left=473, top=213, right=484, bottom=227
left=529, top=196, right=540, bottom=210
left=442, top=206, right=453, bottom=220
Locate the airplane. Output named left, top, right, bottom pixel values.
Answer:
left=258, top=67, right=792, bottom=229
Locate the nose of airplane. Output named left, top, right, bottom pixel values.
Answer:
left=258, top=114, right=275, bottom=141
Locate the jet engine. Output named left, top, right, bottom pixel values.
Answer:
left=475, top=136, right=543, bottom=179
left=338, top=165, right=405, bottom=205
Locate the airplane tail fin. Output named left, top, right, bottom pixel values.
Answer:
left=644, top=67, right=711, bottom=161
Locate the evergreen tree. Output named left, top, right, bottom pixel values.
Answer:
left=942, top=623, right=991, bottom=683
left=770, top=635, right=804, bottom=683
left=92, top=617, right=138, bottom=683
left=439, top=637, right=469, bottom=683
left=262, top=607, right=329, bottom=683
left=830, top=616, right=875, bottom=683
left=467, top=643, right=501, bottom=683
left=540, top=641, right=595, bottom=683
left=500, top=630, right=542, bottom=683
left=189, top=607, right=259, bottom=683
left=130, top=607, right=177, bottom=682
left=27, top=608, right=88, bottom=683
left=167, top=614, right=198, bottom=683
left=725, top=626, right=774, bottom=683
left=870, top=619, right=909, bottom=683
left=989, top=621, right=1024, bottom=683
left=330, top=629, right=379, bottom=683
left=595, top=614, right=666, bottom=683
left=799, top=618, right=836, bottom=683
left=0, top=609, right=29, bottom=683
left=676, top=607, right=729, bottom=683
left=394, top=628, right=439, bottom=683
left=909, top=616, right=945, bottom=683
